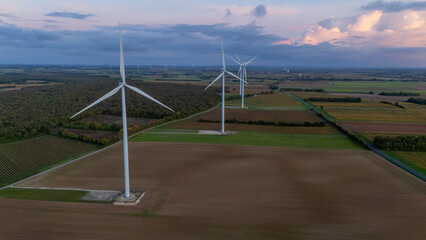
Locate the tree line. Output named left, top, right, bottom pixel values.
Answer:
left=407, top=98, right=426, bottom=105
left=305, top=97, right=361, bottom=102
left=379, top=92, right=419, bottom=96
left=280, top=88, right=325, bottom=92
left=373, top=135, right=426, bottom=151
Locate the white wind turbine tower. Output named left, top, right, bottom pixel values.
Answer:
left=231, top=53, right=257, bottom=108
left=70, top=24, right=174, bottom=198
left=205, top=43, right=245, bottom=134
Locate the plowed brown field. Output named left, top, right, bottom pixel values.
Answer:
left=165, top=108, right=336, bottom=134
left=1, top=142, right=424, bottom=239
left=340, top=122, right=426, bottom=134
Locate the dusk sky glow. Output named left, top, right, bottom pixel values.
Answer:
left=0, top=0, right=425, bottom=67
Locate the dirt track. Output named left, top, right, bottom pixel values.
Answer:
left=2, top=142, right=425, bottom=239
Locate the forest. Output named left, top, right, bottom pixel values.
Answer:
left=0, top=74, right=220, bottom=143
left=373, top=135, right=426, bottom=151
left=407, top=98, right=426, bottom=105
left=379, top=92, right=419, bottom=96
left=280, top=88, right=325, bottom=92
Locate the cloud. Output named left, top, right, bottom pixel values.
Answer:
left=0, top=22, right=284, bottom=64
left=302, top=26, right=348, bottom=45
left=225, top=8, right=232, bottom=17
left=297, top=9, right=425, bottom=47
left=0, top=21, right=424, bottom=67
left=43, top=19, right=58, bottom=23
left=45, top=11, right=95, bottom=20
left=251, top=4, right=267, bottom=18
left=362, top=0, right=426, bottom=12
left=402, top=11, right=425, bottom=29
left=0, top=13, right=18, bottom=19
left=348, top=10, right=383, bottom=32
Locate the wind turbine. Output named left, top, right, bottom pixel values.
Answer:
left=205, top=42, right=245, bottom=134
left=70, top=24, right=174, bottom=198
left=231, top=53, right=257, bottom=108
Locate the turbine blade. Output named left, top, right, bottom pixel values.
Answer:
left=125, top=84, right=174, bottom=112
left=221, top=41, right=225, bottom=69
left=234, top=51, right=242, bottom=62
left=226, top=71, right=246, bottom=84
left=245, top=55, right=257, bottom=65
left=119, top=24, right=126, bottom=83
left=229, top=57, right=241, bottom=65
left=205, top=72, right=224, bottom=90
left=70, top=85, right=123, bottom=119
left=244, top=68, right=248, bottom=85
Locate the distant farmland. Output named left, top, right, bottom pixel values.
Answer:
left=0, top=136, right=99, bottom=186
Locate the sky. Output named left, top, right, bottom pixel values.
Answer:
left=0, top=0, right=425, bottom=67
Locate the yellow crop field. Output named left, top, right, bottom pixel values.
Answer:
left=392, top=151, right=426, bottom=170
left=309, top=100, right=426, bottom=123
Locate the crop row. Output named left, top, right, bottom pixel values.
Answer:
left=0, top=136, right=98, bottom=184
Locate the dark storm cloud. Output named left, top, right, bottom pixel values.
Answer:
left=361, top=0, right=426, bottom=12
left=0, top=22, right=424, bottom=67
left=45, top=11, right=96, bottom=19
left=0, top=23, right=60, bottom=48
left=251, top=4, right=267, bottom=18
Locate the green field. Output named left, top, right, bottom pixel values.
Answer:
left=324, top=81, right=426, bottom=93
left=226, top=93, right=307, bottom=110
left=0, top=188, right=92, bottom=203
left=0, top=136, right=99, bottom=186
left=131, top=132, right=362, bottom=150
left=148, top=126, right=198, bottom=133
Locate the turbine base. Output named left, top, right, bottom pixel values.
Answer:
left=113, top=191, right=145, bottom=206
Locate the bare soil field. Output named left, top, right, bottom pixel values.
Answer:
left=340, top=122, right=426, bottom=134
left=165, top=108, right=336, bottom=134
left=3, top=142, right=424, bottom=239
left=79, top=114, right=155, bottom=126
left=228, top=82, right=273, bottom=94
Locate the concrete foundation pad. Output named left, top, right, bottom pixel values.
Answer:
left=198, top=130, right=233, bottom=135
left=82, top=190, right=121, bottom=202
left=113, top=191, right=145, bottom=206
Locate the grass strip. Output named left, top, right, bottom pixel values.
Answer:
left=131, top=132, right=362, bottom=150
left=0, top=188, right=90, bottom=203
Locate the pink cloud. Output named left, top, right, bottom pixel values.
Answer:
left=292, top=9, right=425, bottom=47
